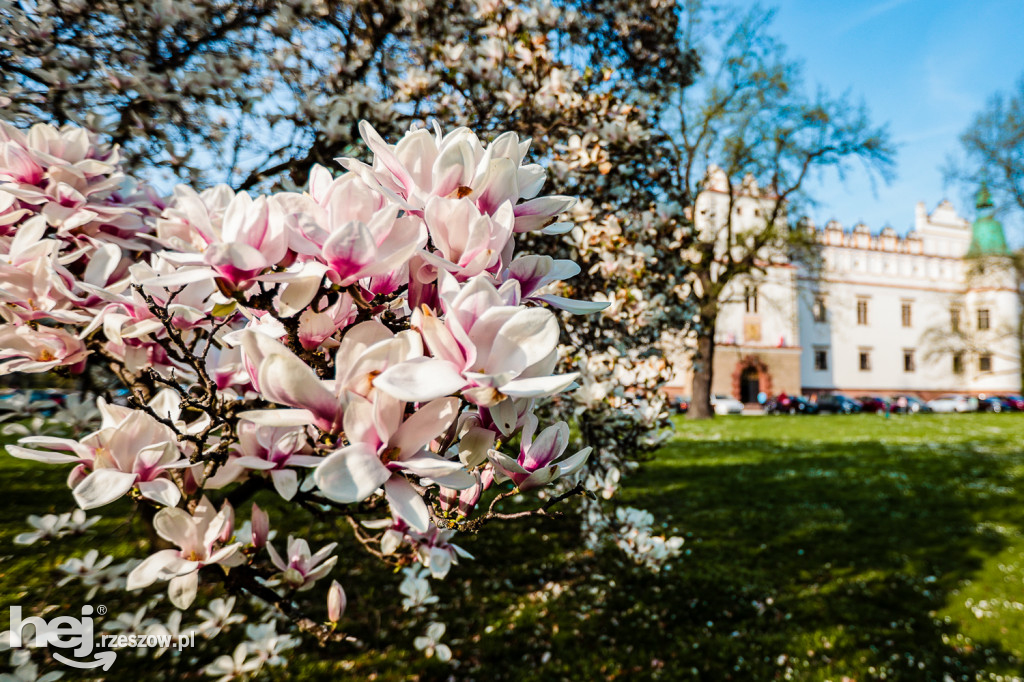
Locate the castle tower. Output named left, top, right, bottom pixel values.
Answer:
left=964, top=183, right=1020, bottom=393
left=967, top=183, right=1009, bottom=257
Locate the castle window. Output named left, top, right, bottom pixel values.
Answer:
left=858, top=350, right=871, bottom=371
left=953, top=352, right=964, bottom=375
left=812, top=297, right=827, bottom=323
left=901, top=302, right=912, bottom=328
left=950, top=306, right=961, bottom=333
left=744, top=286, right=758, bottom=313
left=856, top=299, right=868, bottom=326
left=814, top=349, right=828, bottom=371
left=903, top=349, right=915, bottom=373
left=977, top=308, right=990, bottom=331
left=979, top=354, right=993, bottom=373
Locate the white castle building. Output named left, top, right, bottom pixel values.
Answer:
left=668, top=181, right=1022, bottom=402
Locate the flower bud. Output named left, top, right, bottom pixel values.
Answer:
left=251, top=502, right=269, bottom=549
left=327, top=579, right=346, bottom=624
left=218, top=500, right=235, bottom=544
left=438, top=486, right=458, bottom=512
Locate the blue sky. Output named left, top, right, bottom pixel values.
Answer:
left=747, top=0, right=1024, bottom=242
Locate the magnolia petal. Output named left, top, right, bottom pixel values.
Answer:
left=72, top=469, right=138, bottom=509
left=314, top=444, right=390, bottom=503
left=488, top=307, right=559, bottom=376
left=126, top=549, right=187, bottom=590
left=373, top=358, right=465, bottom=402
left=487, top=450, right=528, bottom=477
left=517, top=464, right=560, bottom=491
left=384, top=477, right=430, bottom=533
left=168, top=570, right=200, bottom=609
left=391, top=397, right=460, bottom=456
left=237, top=409, right=316, bottom=427
left=259, top=354, right=339, bottom=427
left=557, top=446, right=593, bottom=477
left=153, top=507, right=196, bottom=546
left=501, top=373, right=579, bottom=398
left=536, top=294, right=611, bottom=315
left=271, top=469, right=299, bottom=501
left=5, top=444, right=81, bottom=464
left=137, top=478, right=182, bottom=508
left=232, top=456, right=278, bottom=471
left=139, top=267, right=216, bottom=288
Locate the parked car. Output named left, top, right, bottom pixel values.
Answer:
left=925, top=394, right=977, bottom=413
left=790, top=396, right=820, bottom=415
left=670, top=395, right=690, bottom=413
left=979, top=396, right=1016, bottom=413
left=763, top=394, right=791, bottom=414
left=890, top=396, right=931, bottom=414
left=998, top=395, right=1024, bottom=411
left=815, top=394, right=862, bottom=414
left=764, top=394, right=816, bottom=415
left=0, top=389, right=66, bottom=416
left=856, top=396, right=890, bottom=414
left=711, top=394, right=744, bottom=415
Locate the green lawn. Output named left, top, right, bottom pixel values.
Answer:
left=3, top=413, right=1024, bottom=680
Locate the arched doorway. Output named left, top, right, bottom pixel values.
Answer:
left=731, top=355, right=773, bottom=404
left=739, top=366, right=760, bottom=403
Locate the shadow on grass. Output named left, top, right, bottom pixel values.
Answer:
left=5, top=415, right=1024, bottom=681
left=601, top=418, right=1024, bottom=680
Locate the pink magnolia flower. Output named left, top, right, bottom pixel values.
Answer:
left=126, top=497, right=241, bottom=608
left=232, top=421, right=321, bottom=500
left=313, top=393, right=473, bottom=532
left=151, top=185, right=288, bottom=291
left=7, top=396, right=189, bottom=508
left=238, top=321, right=463, bottom=433
left=0, top=324, right=88, bottom=374
left=420, top=196, right=514, bottom=281
left=503, top=254, right=610, bottom=314
left=0, top=121, right=156, bottom=246
left=393, top=273, right=577, bottom=406
left=487, top=414, right=591, bottom=491
left=319, top=205, right=426, bottom=288
left=267, top=536, right=338, bottom=591
left=340, top=121, right=569, bottom=224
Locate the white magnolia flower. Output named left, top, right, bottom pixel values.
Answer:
left=196, top=597, right=245, bottom=639
left=203, top=643, right=261, bottom=682
left=398, top=567, right=438, bottom=612
left=55, top=549, right=114, bottom=587
left=413, top=622, right=452, bottom=662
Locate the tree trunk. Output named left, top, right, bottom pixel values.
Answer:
left=689, top=322, right=716, bottom=420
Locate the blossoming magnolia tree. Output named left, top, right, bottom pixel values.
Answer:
left=0, top=0, right=699, bottom=513
left=0, top=117, right=604, bottom=644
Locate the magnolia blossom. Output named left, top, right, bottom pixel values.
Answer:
left=0, top=111, right=626, bottom=659
left=127, top=498, right=241, bottom=608
left=232, top=421, right=320, bottom=500
left=313, top=393, right=472, bottom=532
left=488, top=414, right=591, bottom=491
left=413, top=622, right=452, bottom=662
left=266, top=536, right=338, bottom=591
left=7, top=399, right=190, bottom=509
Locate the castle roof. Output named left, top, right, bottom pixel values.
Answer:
left=967, top=183, right=1009, bottom=257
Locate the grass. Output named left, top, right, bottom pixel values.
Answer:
left=3, top=413, right=1024, bottom=680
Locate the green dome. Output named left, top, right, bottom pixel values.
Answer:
left=967, top=183, right=1009, bottom=257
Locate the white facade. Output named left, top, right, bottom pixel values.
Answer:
left=667, top=194, right=1022, bottom=401
left=797, top=200, right=1021, bottom=397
